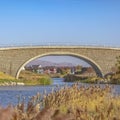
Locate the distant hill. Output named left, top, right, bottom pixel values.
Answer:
left=26, top=60, right=76, bottom=67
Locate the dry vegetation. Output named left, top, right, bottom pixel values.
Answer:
left=0, top=72, right=20, bottom=85
left=0, top=84, right=120, bottom=120
left=0, top=72, right=16, bottom=80
left=0, top=71, right=52, bottom=85
left=19, top=70, right=52, bottom=85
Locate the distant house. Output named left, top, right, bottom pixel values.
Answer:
left=44, top=69, right=51, bottom=74
left=37, top=69, right=44, bottom=74
left=43, top=67, right=57, bottom=74
left=71, top=67, right=75, bottom=74
left=51, top=68, right=57, bottom=74
left=37, top=65, right=44, bottom=74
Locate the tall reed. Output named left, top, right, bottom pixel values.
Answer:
left=0, top=84, right=120, bottom=120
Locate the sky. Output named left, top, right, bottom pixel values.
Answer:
left=0, top=0, right=120, bottom=47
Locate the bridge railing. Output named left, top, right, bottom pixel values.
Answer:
left=0, top=42, right=120, bottom=49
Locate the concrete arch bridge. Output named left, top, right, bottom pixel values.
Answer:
left=0, top=46, right=120, bottom=79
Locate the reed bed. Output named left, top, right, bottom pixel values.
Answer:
left=0, top=84, right=120, bottom=120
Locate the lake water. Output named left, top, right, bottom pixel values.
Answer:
left=0, top=78, right=120, bottom=107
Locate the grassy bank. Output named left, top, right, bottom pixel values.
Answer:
left=0, top=72, right=16, bottom=80
left=108, top=73, right=120, bottom=84
left=0, top=84, right=120, bottom=120
left=64, top=74, right=98, bottom=83
left=64, top=74, right=120, bottom=84
left=19, top=70, right=52, bottom=85
left=0, top=71, right=52, bottom=86
left=0, top=72, right=23, bottom=85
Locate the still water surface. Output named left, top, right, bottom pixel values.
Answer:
left=0, top=78, right=120, bottom=107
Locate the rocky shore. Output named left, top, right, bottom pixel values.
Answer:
left=0, top=82, right=24, bottom=86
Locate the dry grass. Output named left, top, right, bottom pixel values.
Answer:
left=19, top=70, right=52, bottom=85
left=0, top=84, right=120, bottom=120
left=0, top=72, right=15, bottom=80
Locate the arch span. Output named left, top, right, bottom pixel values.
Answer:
left=16, top=52, right=103, bottom=79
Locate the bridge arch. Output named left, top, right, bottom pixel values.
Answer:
left=16, top=52, right=103, bottom=79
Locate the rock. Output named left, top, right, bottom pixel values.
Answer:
left=16, top=82, right=24, bottom=85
